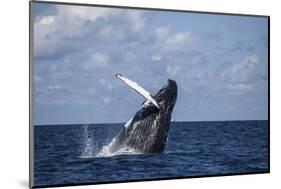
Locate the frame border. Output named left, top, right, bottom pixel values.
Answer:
left=29, top=1, right=34, bottom=188
left=29, top=0, right=270, bottom=188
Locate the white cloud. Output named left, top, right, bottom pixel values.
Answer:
left=82, top=52, right=110, bottom=70
left=57, top=5, right=114, bottom=22
left=151, top=54, right=162, bottom=61
left=154, top=26, right=197, bottom=53
left=91, top=52, right=110, bottom=66
left=165, top=31, right=192, bottom=47
left=225, top=84, right=254, bottom=95
left=221, top=55, right=258, bottom=83
left=191, top=56, right=203, bottom=65
left=166, top=65, right=181, bottom=76
left=47, top=85, right=62, bottom=90
left=38, top=15, right=55, bottom=25
left=155, top=26, right=170, bottom=40
left=127, top=12, right=146, bottom=32
left=34, top=5, right=146, bottom=59
left=220, top=55, right=259, bottom=95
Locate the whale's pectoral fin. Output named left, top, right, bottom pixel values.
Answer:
left=116, top=73, right=160, bottom=109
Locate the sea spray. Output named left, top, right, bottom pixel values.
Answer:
left=96, top=144, right=141, bottom=157
left=79, top=124, right=142, bottom=158
left=80, top=124, right=95, bottom=158
left=96, top=127, right=142, bottom=157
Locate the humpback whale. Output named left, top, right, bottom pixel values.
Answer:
left=98, top=74, right=177, bottom=155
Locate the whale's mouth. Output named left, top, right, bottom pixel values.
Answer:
left=154, top=79, right=177, bottom=111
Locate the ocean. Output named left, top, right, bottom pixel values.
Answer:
left=34, top=120, right=269, bottom=187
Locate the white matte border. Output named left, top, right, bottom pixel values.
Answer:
left=0, top=0, right=278, bottom=189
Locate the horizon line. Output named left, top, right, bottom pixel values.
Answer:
left=34, top=119, right=268, bottom=126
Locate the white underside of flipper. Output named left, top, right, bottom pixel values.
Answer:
left=116, top=74, right=160, bottom=109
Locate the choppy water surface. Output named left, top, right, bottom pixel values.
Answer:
left=34, top=120, right=268, bottom=187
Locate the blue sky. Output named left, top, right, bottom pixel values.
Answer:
left=33, top=3, right=268, bottom=125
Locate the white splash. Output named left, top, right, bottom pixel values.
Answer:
left=96, top=144, right=141, bottom=158
left=80, top=125, right=95, bottom=158
left=96, top=127, right=142, bottom=157
left=79, top=124, right=143, bottom=159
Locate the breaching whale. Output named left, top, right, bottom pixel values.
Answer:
left=98, top=74, right=177, bottom=156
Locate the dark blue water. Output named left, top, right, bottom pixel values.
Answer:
left=34, top=120, right=268, bottom=187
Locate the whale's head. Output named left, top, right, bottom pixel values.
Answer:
left=154, top=79, right=177, bottom=113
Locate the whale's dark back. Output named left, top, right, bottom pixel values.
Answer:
left=124, top=80, right=177, bottom=153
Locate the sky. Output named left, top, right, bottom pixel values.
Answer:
left=32, top=2, right=269, bottom=125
